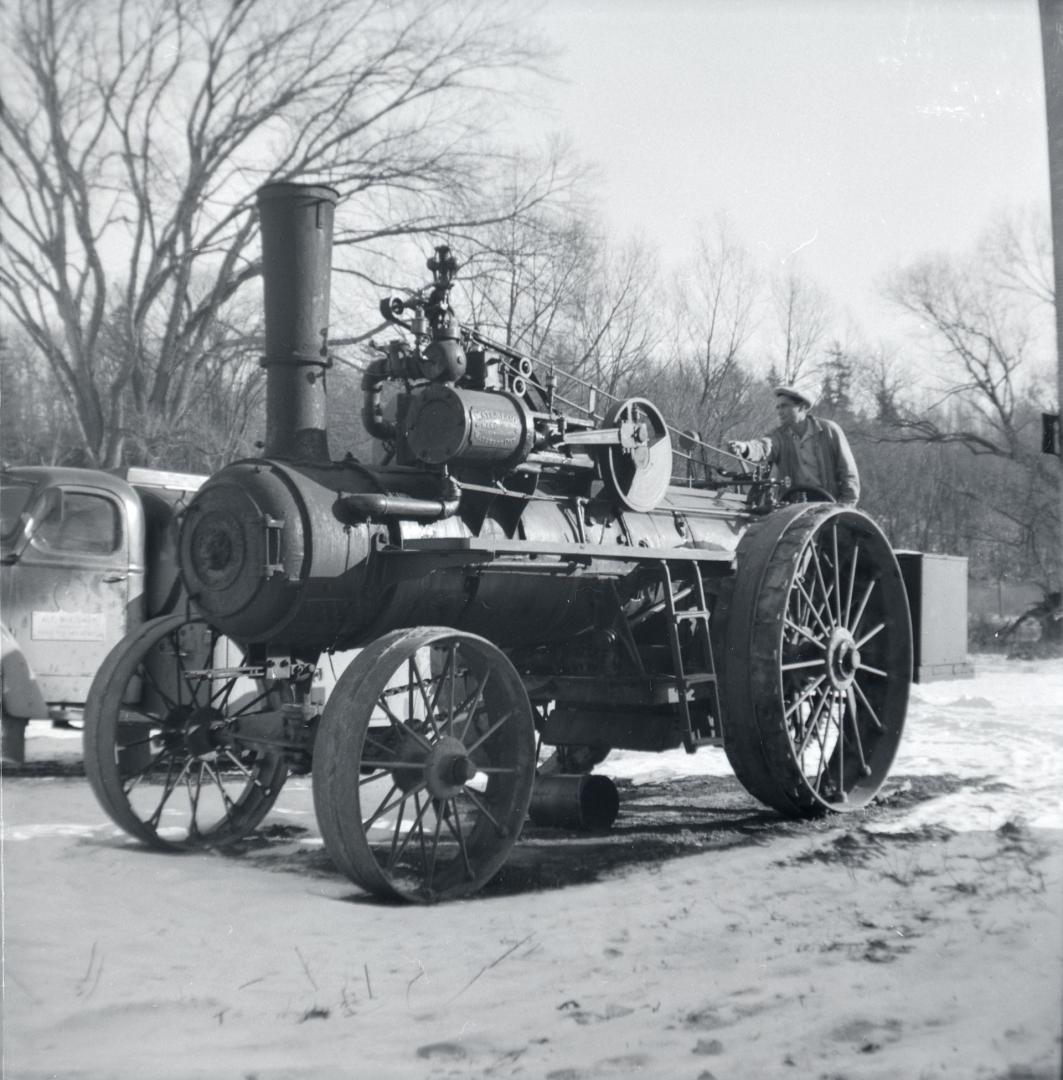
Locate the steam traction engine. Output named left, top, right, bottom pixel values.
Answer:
left=83, top=184, right=912, bottom=902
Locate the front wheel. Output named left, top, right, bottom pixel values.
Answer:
left=312, top=627, right=536, bottom=902
left=721, top=504, right=911, bottom=816
left=83, top=614, right=288, bottom=849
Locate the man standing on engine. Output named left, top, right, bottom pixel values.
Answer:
left=727, top=385, right=861, bottom=506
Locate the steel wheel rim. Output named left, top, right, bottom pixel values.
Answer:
left=85, top=615, right=287, bottom=849
left=777, top=513, right=908, bottom=809
left=320, top=629, right=535, bottom=902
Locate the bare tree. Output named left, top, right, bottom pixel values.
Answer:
left=883, top=250, right=1042, bottom=458
left=662, top=217, right=762, bottom=443
left=0, top=325, right=78, bottom=465
left=0, top=0, right=553, bottom=468
left=769, top=267, right=832, bottom=386
left=459, top=194, right=596, bottom=358
left=980, top=204, right=1055, bottom=307
left=881, top=215, right=1059, bottom=586
left=564, top=235, right=661, bottom=399
left=454, top=176, right=660, bottom=410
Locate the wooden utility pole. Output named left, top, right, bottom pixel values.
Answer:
left=1040, top=0, right=1063, bottom=584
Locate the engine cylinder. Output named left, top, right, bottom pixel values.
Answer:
left=402, top=385, right=534, bottom=466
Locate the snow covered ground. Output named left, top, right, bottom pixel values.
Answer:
left=605, top=653, right=1063, bottom=832
left=2, top=654, right=1061, bottom=1079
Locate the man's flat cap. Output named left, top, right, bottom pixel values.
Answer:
left=774, top=384, right=814, bottom=408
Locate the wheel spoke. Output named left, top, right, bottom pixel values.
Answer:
left=116, top=717, right=163, bottom=748
left=424, top=810, right=444, bottom=893
left=389, top=792, right=431, bottom=871
left=464, top=708, right=516, bottom=754
left=220, top=748, right=273, bottom=796
left=426, top=643, right=458, bottom=734
left=784, top=617, right=824, bottom=647
left=140, top=658, right=180, bottom=714
left=185, top=762, right=206, bottom=838
left=831, top=525, right=843, bottom=626
left=362, top=781, right=401, bottom=829
left=461, top=784, right=505, bottom=832
left=364, top=732, right=395, bottom=756
left=442, top=797, right=475, bottom=880
left=854, top=622, right=885, bottom=649
left=835, top=695, right=845, bottom=798
left=412, top=790, right=430, bottom=870
left=455, top=671, right=490, bottom=742
left=174, top=642, right=204, bottom=708
left=225, top=685, right=273, bottom=717
left=427, top=646, right=453, bottom=715
left=204, top=759, right=239, bottom=821
left=848, top=577, right=876, bottom=636
left=784, top=674, right=827, bottom=720
left=147, top=756, right=191, bottom=829
left=387, top=794, right=409, bottom=869
left=857, top=662, right=888, bottom=679
left=796, top=683, right=833, bottom=757
left=213, top=673, right=239, bottom=711
left=365, top=783, right=427, bottom=834
left=376, top=694, right=434, bottom=751
left=844, top=540, right=860, bottom=627
left=852, top=676, right=884, bottom=730
left=809, top=694, right=833, bottom=790
left=409, top=656, right=442, bottom=739
left=794, top=577, right=832, bottom=638
left=121, top=742, right=171, bottom=793
left=360, top=759, right=425, bottom=771
left=357, top=768, right=393, bottom=787
left=781, top=657, right=826, bottom=672
left=447, top=647, right=458, bottom=735
left=845, top=687, right=870, bottom=775
left=810, top=543, right=836, bottom=625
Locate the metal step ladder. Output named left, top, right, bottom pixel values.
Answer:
left=660, top=559, right=723, bottom=752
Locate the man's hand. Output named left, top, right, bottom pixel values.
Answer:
left=727, top=440, right=749, bottom=459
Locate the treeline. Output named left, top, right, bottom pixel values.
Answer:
left=0, top=0, right=1058, bottom=593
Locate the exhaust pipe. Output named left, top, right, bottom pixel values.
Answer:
left=256, top=182, right=339, bottom=462
left=528, top=774, right=620, bottom=831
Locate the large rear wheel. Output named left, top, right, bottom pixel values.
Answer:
left=312, top=627, right=536, bottom=902
left=721, top=504, right=911, bottom=815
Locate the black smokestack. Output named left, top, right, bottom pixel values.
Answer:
left=256, top=182, right=339, bottom=461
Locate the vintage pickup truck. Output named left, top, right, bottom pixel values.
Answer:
left=1, top=465, right=204, bottom=764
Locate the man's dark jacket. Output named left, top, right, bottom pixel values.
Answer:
left=744, top=414, right=860, bottom=505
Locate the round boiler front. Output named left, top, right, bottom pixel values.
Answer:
left=178, top=459, right=377, bottom=646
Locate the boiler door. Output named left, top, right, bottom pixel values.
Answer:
left=178, top=468, right=304, bottom=639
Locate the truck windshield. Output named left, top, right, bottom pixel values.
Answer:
left=0, top=478, right=36, bottom=541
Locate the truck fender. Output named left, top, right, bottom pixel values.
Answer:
left=1, top=623, right=49, bottom=719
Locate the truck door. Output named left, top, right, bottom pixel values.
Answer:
left=4, top=483, right=138, bottom=708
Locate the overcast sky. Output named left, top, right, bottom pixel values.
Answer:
left=520, top=0, right=1050, bottom=343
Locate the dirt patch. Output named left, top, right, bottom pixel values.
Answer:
left=216, top=771, right=980, bottom=899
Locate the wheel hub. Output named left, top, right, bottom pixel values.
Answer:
left=423, top=735, right=477, bottom=799
left=175, top=705, right=226, bottom=757
left=826, top=628, right=861, bottom=690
